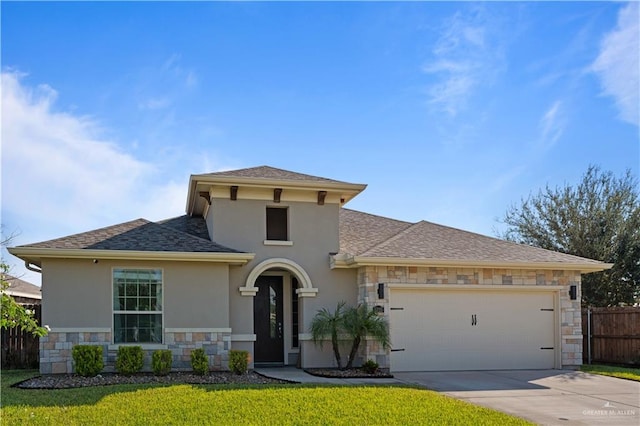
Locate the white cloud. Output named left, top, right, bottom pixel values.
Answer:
left=591, top=2, right=639, bottom=127
left=423, top=7, right=506, bottom=117
left=1, top=71, right=188, bottom=233
left=538, top=100, right=566, bottom=150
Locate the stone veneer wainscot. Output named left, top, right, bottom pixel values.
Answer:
left=40, top=329, right=232, bottom=374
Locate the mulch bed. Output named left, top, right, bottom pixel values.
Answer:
left=14, top=371, right=291, bottom=389
left=304, top=368, right=393, bottom=379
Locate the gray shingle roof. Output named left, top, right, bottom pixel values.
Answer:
left=340, top=209, right=604, bottom=265
left=158, top=215, right=210, bottom=240
left=18, top=218, right=242, bottom=253
left=339, top=209, right=413, bottom=256
left=202, top=166, right=352, bottom=184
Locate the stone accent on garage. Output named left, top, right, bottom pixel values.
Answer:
left=357, top=266, right=583, bottom=369
left=39, top=330, right=232, bottom=374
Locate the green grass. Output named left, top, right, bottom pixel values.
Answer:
left=580, top=364, right=640, bottom=381
left=1, top=370, right=532, bottom=425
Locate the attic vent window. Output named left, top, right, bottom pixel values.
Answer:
left=266, top=207, right=288, bottom=241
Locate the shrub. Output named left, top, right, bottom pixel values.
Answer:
left=191, top=348, right=209, bottom=375
left=72, top=345, right=103, bottom=377
left=152, top=349, right=172, bottom=376
left=362, top=359, right=379, bottom=374
left=115, top=346, right=144, bottom=375
left=228, top=350, right=249, bottom=375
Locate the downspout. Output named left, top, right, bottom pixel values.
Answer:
left=25, top=261, right=42, bottom=274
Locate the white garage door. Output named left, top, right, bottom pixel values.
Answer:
left=389, top=288, right=557, bottom=372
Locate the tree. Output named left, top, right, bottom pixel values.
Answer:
left=501, top=165, right=640, bottom=306
left=342, top=304, right=390, bottom=369
left=309, top=302, right=391, bottom=370
left=1, top=233, right=48, bottom=337
left=310, top=302, right=346, bottom=369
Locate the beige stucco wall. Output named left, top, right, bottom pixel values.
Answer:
left=209, top=198, right=358, bottom=367
left=41, top=258, right=230, bottom=330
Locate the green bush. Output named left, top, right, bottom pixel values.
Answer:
left=191, top=348, right=209, bottom=375
left=72, top=345, right=104, bottom=377
left=362, top=359, right=379, bottom=374
left=152, top=349, right=172, bottom=376
left=115, top=346, right=144, bottom=375
left=228, top=350, right=249, bottom=375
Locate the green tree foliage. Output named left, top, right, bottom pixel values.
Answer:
left=310, top=302, right=390, bottom=370
left=342, top=304, right=390, bottom=369
left=310, top=302, right=346, bottom=369
left=502, top=165, right=640, bottom=306
left=1, top=263, right=47, bottom=337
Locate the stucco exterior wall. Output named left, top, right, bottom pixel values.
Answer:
left=356, top=266, right=583, bottom=369
left=209, top=198, right=358, bottom=367
left=39, top=258, right=231, bottom=373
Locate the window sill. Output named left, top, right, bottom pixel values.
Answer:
left=108, top=344, right=167, bottom=350
left=263, top=240, right=293, bottom=246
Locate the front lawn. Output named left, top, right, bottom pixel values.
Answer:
left=1, top=370, right=531, bottom=425
left=580, top=364, right=640, bottom=382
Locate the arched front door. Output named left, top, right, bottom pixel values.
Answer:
left=253, top=275, right=284, bottom=364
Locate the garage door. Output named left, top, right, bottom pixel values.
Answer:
left=389, top=288, right=557, bottom=372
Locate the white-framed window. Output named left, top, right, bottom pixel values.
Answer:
left=112, top=268, right=163, bottom=344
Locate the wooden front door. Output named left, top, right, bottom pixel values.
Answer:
left=253, top=276, right=284, bottom=364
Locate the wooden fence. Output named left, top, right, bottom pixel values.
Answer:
left=1, top=304, right=41, bottom=369
left=582, top=306, right=640, bottom=366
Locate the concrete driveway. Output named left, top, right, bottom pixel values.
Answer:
left=394, top=370, right=640, bottom=425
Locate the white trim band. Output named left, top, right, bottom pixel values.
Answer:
left=231, top=334, right=257, bottom=342
left=164, top=328, right=232, bottom=333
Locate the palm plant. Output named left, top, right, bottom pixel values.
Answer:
left=342, top=304, right=390, bottom=369
left=310, top=301, right=346, bottom=369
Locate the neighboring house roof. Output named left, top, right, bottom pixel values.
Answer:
left=337, top=209, right=610, bottom=272
left=2, top=274, right=42, bottom=300
left=8, top=218, right=254, bottom=267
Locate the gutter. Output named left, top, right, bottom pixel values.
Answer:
left=330, top=254, right=614, bottom=273
left=8, top=247, right=256, bottom=267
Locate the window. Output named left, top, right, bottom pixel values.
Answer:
left=113, top=269, right=162, bottom=344
left=266, top=207, right=288, bottom=241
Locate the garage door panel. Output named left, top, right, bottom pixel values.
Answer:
left=389, top=289, right=556, bottom=372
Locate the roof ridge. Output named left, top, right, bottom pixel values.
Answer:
left=359, top=220, right=422, bottom=257
left=341, top=208, right=413, bottom=225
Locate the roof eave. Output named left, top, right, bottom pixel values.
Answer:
left=331, top=255, right=613, bottom=273
left=8, top=247, right=255, bottom=267
left=186, top=174, right=367, bottom=215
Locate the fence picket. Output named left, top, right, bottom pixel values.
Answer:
left=582, top=307, right=640, bottom=365
left=1, top=304, right=41, bottom=369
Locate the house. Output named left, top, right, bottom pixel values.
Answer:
left=1, top=273, right=42, bottom=305
left=8, top=166, right=612, bottom=374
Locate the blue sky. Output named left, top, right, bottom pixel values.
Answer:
left=2, top=1, right=639, bottom=285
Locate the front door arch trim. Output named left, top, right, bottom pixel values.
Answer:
left=239, top=258, right=318, bottom=297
